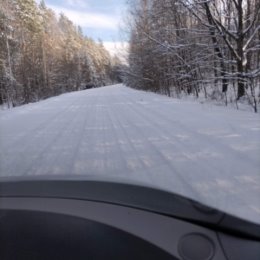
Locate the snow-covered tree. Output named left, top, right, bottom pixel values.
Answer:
left=125, top=0, right=260, bottom=112
left=0, top=0, right=119, bottom=107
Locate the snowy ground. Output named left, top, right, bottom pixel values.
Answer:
left=0, top=84, right=260, bottom=224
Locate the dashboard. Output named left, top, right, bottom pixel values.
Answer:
left=0, top=179, right=259, bottom=260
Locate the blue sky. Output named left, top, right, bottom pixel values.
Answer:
left=36, top=0, right=129, bottom=57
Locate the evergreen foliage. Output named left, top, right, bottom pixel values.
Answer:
left=0, top=0, right=121, bottom=107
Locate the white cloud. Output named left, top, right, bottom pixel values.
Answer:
left=49, top=5, right=119, bottom=30
left=65, top=0, right=88, bottom=8
left=103, top=41, right=129, bottom=62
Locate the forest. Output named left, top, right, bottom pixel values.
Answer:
left=0, top=0, right=121, bottom=107
left=1, top=0, right=260, bottom=112
left=125, top=0, right=260, bottom=112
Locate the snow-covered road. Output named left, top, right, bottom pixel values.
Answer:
left=1, top=84, right=260, bottom=223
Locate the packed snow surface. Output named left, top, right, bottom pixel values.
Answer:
left=1, top=84, right=260, bottom=223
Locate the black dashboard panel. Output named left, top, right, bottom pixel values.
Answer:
left=0, top=210, right=175, bottom=260
left=0, top=179, right=259, bottom=260
left=1, top=178, right=259, bottom=239
left=0, top=197, right=228, bottom=260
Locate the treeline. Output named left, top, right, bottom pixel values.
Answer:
left=125, top=0, right=260, bottom=112
left=0, top=0, right=121, bottom=107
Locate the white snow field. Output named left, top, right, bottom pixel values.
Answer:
left=0, top=84, right=260, bottom=223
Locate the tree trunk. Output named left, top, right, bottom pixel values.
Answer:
left=237, top=60, right=245, bottom=99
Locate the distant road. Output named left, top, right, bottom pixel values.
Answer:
left=1, top=84, right=260, bottom=223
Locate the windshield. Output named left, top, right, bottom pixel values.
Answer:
left=0, top=0, right=260, bottom=228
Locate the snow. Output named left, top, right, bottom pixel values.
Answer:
left=0, top=84, right=260, bottom=224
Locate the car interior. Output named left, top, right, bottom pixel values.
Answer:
left=0, top=178, right=259, bottom=260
